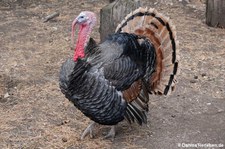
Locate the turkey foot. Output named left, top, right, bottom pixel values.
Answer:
left=103, top=126, right=116, bottom=141
left=80, top=121, right=95, bottom=140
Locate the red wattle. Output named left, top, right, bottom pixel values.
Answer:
left=73, top=26, right=85, bottom=61
left=73, top=24, right=91, bottom=62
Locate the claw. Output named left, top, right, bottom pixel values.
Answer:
left=80, top=122, right=116, bottom=140
left=80, top=121, right=95, bottom=140
left=103, top=126, right=116, bottom=141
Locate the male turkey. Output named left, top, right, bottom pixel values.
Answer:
left=59, top=7, right=179, bottom=139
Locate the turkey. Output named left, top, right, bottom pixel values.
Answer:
left=59, top=7, right=179, bottom=140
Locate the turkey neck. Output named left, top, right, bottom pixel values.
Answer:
left=74, top=24, right=92, bottom=62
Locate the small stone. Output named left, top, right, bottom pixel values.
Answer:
left=190, top=80, right=197, bottom=83
left=4, top=92, right=9, bottom=98
left=62, top=137, right=68, bottom=142
left=63, top=120, right=70, bottom=124
left=217, top=109, right=224, bottom=113
left=65, top=37, right=69, bottom=41
left=194, top=75, right=198, bottom=79
left=57, top=120, right=70, bottom=126
left=171, top=114, right=176, bottom=118
left=201, top=73, right=207, bottom=77
left=52, top=27, right=58, bottom=30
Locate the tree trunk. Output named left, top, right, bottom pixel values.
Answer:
left=206, top=0, right=225, bottom=28
left=99, top=0, right=142, bottom=41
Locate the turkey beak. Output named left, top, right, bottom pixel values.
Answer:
left=71, top=18, right=78, bottom=50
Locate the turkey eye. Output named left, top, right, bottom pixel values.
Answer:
left=77, top=15, right=86, bottom=23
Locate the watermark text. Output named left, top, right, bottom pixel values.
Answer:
left=177, top=143, right=224, bottom=148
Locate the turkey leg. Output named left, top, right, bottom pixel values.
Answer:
left=80, top=121, right=95, bottom=140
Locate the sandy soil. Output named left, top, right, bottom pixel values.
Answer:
left=0, top=0, right=225, bottom=148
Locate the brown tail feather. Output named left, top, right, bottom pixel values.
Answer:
left=116, top=7, right=179, bottom=96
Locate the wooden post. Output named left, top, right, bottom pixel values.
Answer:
left=99, top=0, right=142, bottom=41
left=206, top=0, right=225, bottom=28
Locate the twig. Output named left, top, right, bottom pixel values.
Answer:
left=43, top=12, right=60, bottom=23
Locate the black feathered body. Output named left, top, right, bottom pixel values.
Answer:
left=59, top=33, right=156, bottom=125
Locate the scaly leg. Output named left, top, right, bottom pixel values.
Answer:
left=80, top=121, right=95, bottom=140
left=103, top=126, right=116, bottom=141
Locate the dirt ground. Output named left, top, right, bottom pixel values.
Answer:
left=0, top=0, right=225, bottom=148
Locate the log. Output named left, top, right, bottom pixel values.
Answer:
left=206, top=0, right=225, bottom=28
left=99, top=0, right=142, bottom=41
left=43, top=12, right=60, bottom=23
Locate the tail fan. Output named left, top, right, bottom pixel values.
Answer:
left=116, top=7, right=179, bottom=95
